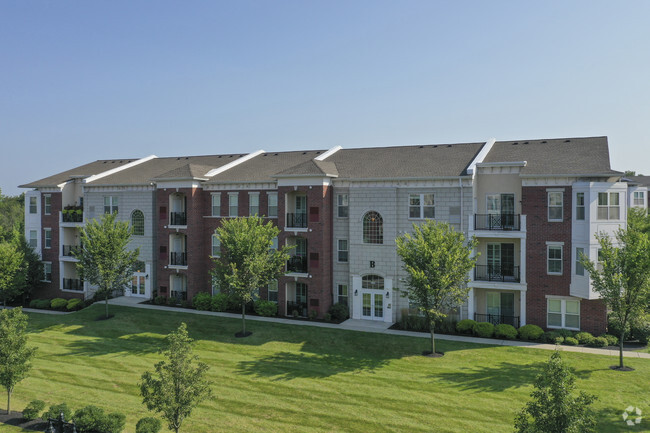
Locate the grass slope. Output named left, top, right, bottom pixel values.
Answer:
left=2, top=305, right=649, bottom=432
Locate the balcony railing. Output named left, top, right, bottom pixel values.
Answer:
left=474, top=313, right=520, bottom=328
left=474, top=265, right=520, bottom=283
left=287, top=255, right=308, bottom=273
left=474, top=214, right=520, bottom=231
left=287, top=301, right=308, bottom=317
left=170, top=211, right=187, bottom=226
left=62, top=210, right=83, bottom=223
left=62, top=278, right=83, bottom=291
left=286, top=213, right=308, bottom=228
left=170, top=252, right=187, bottom=266
left=62, top=245, right=81, bottom=257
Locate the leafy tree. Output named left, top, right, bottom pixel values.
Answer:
left=0, top=242, right=25, bottom=307
left=628, top=207, right=650, bottom=236
left=0, top=192, right=24, bottom=243
left=396, top=221, right=477, bottom=355
left=140, top=323, right=211, bottom=433
left=0, top=307, right=37, bottom=414
left=11, top=229, right=43, bottom=305
left=580, top=227, right=650, bottom=369
left=74, top=213, right=139, bottom=318
left=515, top=351, right=596, bottom=432
left=211, top=216, right=291, bottom=336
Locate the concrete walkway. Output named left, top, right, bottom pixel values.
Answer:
left=19, top=297, right=650, bottom=359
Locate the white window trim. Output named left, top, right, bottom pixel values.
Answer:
left=29, top=230, right=38, bottom=249
left=597, top=192, right=621, bottom=221
left=266, top=192, right=278, bottom=218
left=336, top=238, right=348, bottom=263
left=575, top=192, right=585, bottom=221
left=104, top=196, right=119, bottom=214
left=337, top=194, right=349, bottom=218
left=408, top=193, right=435, bottom=220
left=547, top=189, right=564, bottom=222
left=211, top=193, right=221, bottom=217
left=575, top=247, right=585, bottom=277
left=211, top=234, right=221, bottom=258
left=44, top=228, right=52, bottom=249
left=42, top=261, right=52, bottom=282
left=546, top=296, right=580, bottom=330
left=228, top=192, right=238, bottom=218
left=546, top=241, right=564, bottom=275
left=44, top=194, right=51, bottom=215
left=248, top=192, right=260, bottom=216
left=633, top=191, right=646, bottom=207
left=29, top=196, right=38, bottom=214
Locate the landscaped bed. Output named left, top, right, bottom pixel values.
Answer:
left=2, top=304, right=649, bottom=432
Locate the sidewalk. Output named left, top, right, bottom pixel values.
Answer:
left=23, top=297, right=650, bottom=359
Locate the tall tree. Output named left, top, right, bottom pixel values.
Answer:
left=396, top=221, right=477, bottom=355
left=0, top=242, right=25, bottom=307
left=580, top=227, right=650, bottom=370
left=515, top=351, right=596, bottom=433
left=74, top=213, right=139, bottom=318
left=0, top=192, right=24, bottom=243
left=140, top=323, right=212, bottom=433
left=211, top=216, right=291, bottom=336
left=11, top=229, right=43, bottom=305
left=0, top=307, right=37, bottom=414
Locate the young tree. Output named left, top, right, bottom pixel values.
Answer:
left=0, top=307, right=37, bottom=414
left=11, top=230, right=43, bottom=305
left=396, top=221, right=477, bottom=355
left=0, top=242, right=25, bottom=307
left=211, top=216, right=291, bottom=337
left=515, top=351, right=596, bottom=433
left=74, top=213, right=139, bottom=318
left=140, top=323, right=211, bottom=433
left=580, top=227, right=650, bottom=370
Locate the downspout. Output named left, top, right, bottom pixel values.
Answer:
left=459, top=177, right=464, bottom=233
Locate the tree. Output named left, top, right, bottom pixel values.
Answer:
left=140, top=323, right=211, bottom=433
left=0, top=242, right=25, bottom=307
left=396, top=221, right=477, bottom=355
left=74, top=213, right=139, bottom=318
left=515, top=351, right=596, bottom=432
left=11, top=229, right=43, bottom=305
left=580, top=227, right=650, bottom=370
left=0, top=307, right=37, bottom=414
left=0, top=192, right=24, bottom=243
left=211, top=216, right=291, bottom=337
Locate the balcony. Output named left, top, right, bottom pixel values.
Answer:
left=287, top=256, right=308, bottom=273
left=474, top=214, right=520, bottom=231
left=170, top=212, right=187, bottom=226
left=170, top=252, right=187, bottom=266
left=62, top=245, right=81, bottom=257
left=287, top=301, right=308, bottom=317
left=62, top=278, right=84, bottom=291
left=474, top=265, right=520, bottom=283
left=286, top=213, right=307, bottom=228
left=474, top=313, right=520, bottom=328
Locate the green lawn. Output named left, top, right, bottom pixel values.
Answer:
left=3, top=305, right=649, bottom=433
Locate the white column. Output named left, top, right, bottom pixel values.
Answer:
left=384, top=278, right=393, bottom=323
left=519, top=237, right=526, bottom=284
left=520, top=290, right=526, bottom=326
left=467, top=288, right=475, bottom=321
left=351, top=276, right=362, bottom=319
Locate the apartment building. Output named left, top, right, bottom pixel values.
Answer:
left=21, top=136, right=627, bottom=334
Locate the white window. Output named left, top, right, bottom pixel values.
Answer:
left=547, top=244, right=563, bottom=275
left=43, top=262, right=52, bottom=282
left=104, top=196, right=118, bottom=214
left=44, top=195, right=51, bottom=215
left=44, top=228, right=52, bottom=249
left=229, top=193, right=238, bottom=217
left=575, top=247, right=585, bottom=276
left=598, top=192, right=620, bottom=220
left=337, top=284, right=348, bottom=305
left=575, top=193, right=585, bottom=220
left=633, top=191, right=645, bottom=207
left=267, top=193, right=278, bottom=218
left=270, top=236, right=278, bottom=250
left=409, top=193, right=435, bottom=219
left=268, top=280, right=278, bottom=303
left=249, top=193, right=259, bottom=216
left=337, top=194, right=349, bottom=218
left=211, top=194, right=221, bottom=217
left=211, top=234, right=220, bottom=257
left=29, top=196, right=37, bottom=214
left=337, top=239, right=348, bottom=262
left=548, top=191, right=563, bottom=221
left=29, top=230, right=37, bottom=248
left=547, top=298, right=580, bottom=329
left=211, top=276, right=220, bottom=295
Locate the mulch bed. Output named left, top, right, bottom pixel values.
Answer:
left=0, top=411, right=47, bottom=432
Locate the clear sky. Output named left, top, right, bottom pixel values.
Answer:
left=2, top=1, right=650, bottom=196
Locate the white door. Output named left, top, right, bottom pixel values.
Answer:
left=361, top=292, right=384, bottom=321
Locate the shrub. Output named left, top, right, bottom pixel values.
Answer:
left=324, top=313, right=332, bottom=322
left=23, top=400, right=45, bottom=421
left=544, top=331, right=564, bottom=344
left=28, top=299, right=40, bottom=308
left=456, top=319, right=477, bottom=335
left=607, top=313, right=630, bottom=340
left=66, top=298, right=82, bottom=311
left=564, top=337, right=579, bottom=346
left=435, top=317, right=458, bottom=334
left=556, top=329, right=574, bottom=339
left=136, top=417, right=162, bottom=433
left=50, top=298, right=68, bottom=310
left=494, top=323, right=518, bottom=340
left=473, top=322, right=495, bottom=338
left=255, top=300, right=278, bottom=317
left=35, top=299, right=51, bottom=309
left=153, top=296, right=166, bottom=305
left=308, top=309, right=318, bottom=320
left=518, top=324, right=544, bottom=341
left=590, top=336, right=609, bottom=348
left=43, top=403, right=72, bottom=422
left=192, top=292, right=212, bottom=311
left=211, top=293, right=230, bottom=312
left=103, top=412, right=126, bottom=433
left=602, top=334, right=619, bottom=346
left=328, top=303, right=350, bottom=323
left=631, top=316, right=650, bottom=345
left=574, top=332, right=595, bottom=346
left=74, top=405, right=125, bottom=433
left=166, top=296, right=178, bottom=307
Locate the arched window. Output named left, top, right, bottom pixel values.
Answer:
left=131, top=210, right=145, bottom=236
left=362, top=275, right=384, bottom=290
left=363, top=211, right=383, bottom=244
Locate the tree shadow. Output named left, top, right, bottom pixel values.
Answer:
left=62, top=333, right=164, bottom=357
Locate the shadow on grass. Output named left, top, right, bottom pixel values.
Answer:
left=62, top=333, right=164, bottom=357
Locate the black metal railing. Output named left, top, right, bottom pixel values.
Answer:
left=62, top=278, right=83, bottom=291
left=287, top=301, right=308, bottom=317
left=170, top=252, right=187, bottom=266
left=474, top=313, right=520, bottom=328
left=474, top=214, right=520, bottom=231
left=62, top=210, right=83, bottom=223
left=62, top=245, right=80, bottom=257
left=287, top=255, right=308, bottom=273
left=286, top=213, right=308, bottom=228
left=170, top=211, right=187, bottom=225
left=474, top=265, right=520, bottom=282
left=171, top=290, right=187, bottom=301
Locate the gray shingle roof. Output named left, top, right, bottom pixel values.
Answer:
left=19, top=159, right=138, bottom=188
left=274, top=159, right=339, bottom=177
left=625, top=175, right=650, bottom=187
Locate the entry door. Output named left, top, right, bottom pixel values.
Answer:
left=487, top=243, right=514, bottom=279
left=487, top=194, right=515, bottom=228
left=361, top=292, right=384, bottom=320
left=131, top=274, right=146, bottom=296
left=486, top=292, right=515, bottom=324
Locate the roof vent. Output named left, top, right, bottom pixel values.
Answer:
left=523, top=141, right=529, bottom=144
left=565, top=139, right=571, bottom=143
left=316, top=151, right=321, bottom=154
left=419, top=145, right=424, bottom=148
left=302, top=152, right=307, bottom=154
left=541, top=141, right=547, bottom=144
left=447, top=144, right=452, bottom=147
left=274, top=153, right=278, bottom=156
left=513, top=142, right=519, bottom=145
left=263, top=154, right=267, bottom=156
left=185, top=157, right=189, bottom=160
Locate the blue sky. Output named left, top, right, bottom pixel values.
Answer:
left=2, top=1, right=650, bottom=195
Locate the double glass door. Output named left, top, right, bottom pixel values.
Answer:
left=362, top=292, right=384, bottom=320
